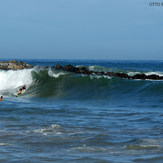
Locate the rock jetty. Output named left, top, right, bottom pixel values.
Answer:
left=52, top=64, right=163, bottom=80
left=0, top=60, right=33, bottom=70
left=0, top=60, right=163, bottom=80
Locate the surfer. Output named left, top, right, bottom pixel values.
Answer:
left=0, top=96, right=3, bottom=101
left=17, top=85, right=26, bottom=96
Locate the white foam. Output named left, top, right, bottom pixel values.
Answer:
left=124, top=138, right=163, bottom=150
left=0, top=69, right=33, bottom=91
left=88, top=65, right=105, bottom=71
left=127, top=72, right=140, bottom=76
left=90, top=75, right=111, bottom=80
left=127, top=71, right=163, bottom=77
left=48, top=69, right=66, bottom=78
left=76, top=65, right=84, bottom=68
left=89, top=66, right=96, bottom=71
left=50, top=124, right=61, bottom=129
left=31, top=124, right=62, bottom=136
left=0, top=143, right=11, bottom=146
left=145, top=71, right=163, bottom=76
left=103, top=75, right=112, bottom=79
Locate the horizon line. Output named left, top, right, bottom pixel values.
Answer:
left=0, top=58, right=163, bottom=61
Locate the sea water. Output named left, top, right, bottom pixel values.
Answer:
left=0, top=60, right=163, bottom=162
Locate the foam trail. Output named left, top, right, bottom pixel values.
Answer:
left=30, top=124, right=62, bottom=136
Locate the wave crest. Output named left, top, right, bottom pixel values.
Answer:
left=0, top=68, right=162, bottom=99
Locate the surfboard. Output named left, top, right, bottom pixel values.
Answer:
left=16, top=93, right=22, bottom=97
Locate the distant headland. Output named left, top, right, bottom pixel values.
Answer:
left=0, top=60, right=163, bottom=80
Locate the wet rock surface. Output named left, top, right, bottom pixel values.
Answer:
left=0, top=60, right=163, bottom=80
left=51, top=64, right=163, bottom=80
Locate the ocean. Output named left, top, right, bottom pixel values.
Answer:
left=0, top=59, right=163, bottom=163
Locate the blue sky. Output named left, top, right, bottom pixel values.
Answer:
left=0, top=0, right=163, bottom=60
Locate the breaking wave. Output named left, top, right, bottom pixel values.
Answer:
left=0, top=66, right=162, bottom=99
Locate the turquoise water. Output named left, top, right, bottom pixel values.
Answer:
left=0, top=60, right=163, bottom=162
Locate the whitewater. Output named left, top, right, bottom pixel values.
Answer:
left=0, top=59, right=163, bottom=162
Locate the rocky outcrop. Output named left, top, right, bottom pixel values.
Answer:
left=0, top=60, right=162, bottom=80
left=51, top=64, right=163, bottom=80
left=0, top=60, right=33, bottom=70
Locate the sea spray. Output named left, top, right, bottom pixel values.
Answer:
left=48, top=69, right=66, bottom=78
left=0, top=69, right=33, bottom=91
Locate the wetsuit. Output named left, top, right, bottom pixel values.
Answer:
left=18, top=89, right=23, bottom=95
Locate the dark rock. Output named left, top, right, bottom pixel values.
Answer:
left=73, top=67, right=80, bottom=73
left=99, top=71, right=105, bottom=75
left=20, top=61, right=28, bottom=67
left=78, top=67, right=89, bottom=74
left=105, top=72, right=115, bottom=76
left=1, top=60, right=162, bottom=81
left=55, top=64, right=63, bottom=70
left=58, top=64, right=163, bottom=80
left=51, top=66, right=55, bottom=69
left=147, top=74, right=160, bottom=80
left=63, top=64, right=76, bottom=72
left=87, top=70, right=94, bottom=75
left=131, top=74, right=147, bottom=80
left=114, top=73, right=130, bottom=79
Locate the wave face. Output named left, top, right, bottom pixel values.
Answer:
left=0, top=69, right=33, bottom=96
left=0, top=67, right=162, bottom=102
